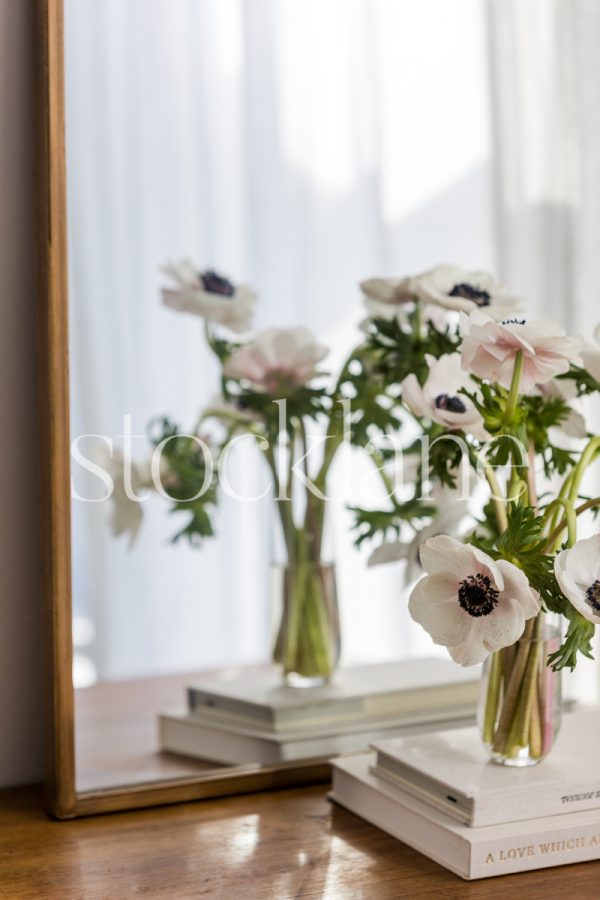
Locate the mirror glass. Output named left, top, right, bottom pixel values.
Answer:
left=66, top=0, right=594, bottom=793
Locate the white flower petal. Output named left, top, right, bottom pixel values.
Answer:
left=555, top=537, right=600, bottom=624
left=448, top=633, right=489, bottom=666
left=161, top=261, right=256, bottom=332
left=409, top=536, right=540, bottom=664
left=367, top=541, right=410, bottom=568
left=408, top=575, right=472, bottom=646
left=419, top=535, right=476, bottom=579
left=473, top=597, right=526, bottom=654
left=403, top=353, right=487, bottom=439
left=360, top=277, right=414, bottom=307
left=401, top=374, right=430, bottom=419
left=495, top=559, right=541, bottom=619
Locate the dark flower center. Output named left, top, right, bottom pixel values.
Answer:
left=435, top=393, right=467, bottom=414
left=585, top=580, right=600, bottom=613
left=458, top=573, right=499, bottom=617
left=501, top=318, right=526, bottom=325
left=200, top=270, right=235, bottom=297
left=449, top=282, right=491, bottom=307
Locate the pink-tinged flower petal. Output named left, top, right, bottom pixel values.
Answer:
left=460, top=311, right=583, bottom=393
left=223, top=345, right=268, bottom=383
left=224, top=327, right=328, bottom=392
left=408, top=574, right=472, bottom=646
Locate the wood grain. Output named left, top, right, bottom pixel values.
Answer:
left=1, top=785, right=599, bottom=899
left=35, top=0, right=76, bottom=819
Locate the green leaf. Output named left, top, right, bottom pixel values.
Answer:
left=548, top=608, right=595, bottom=672
left=350, top=498, right=437, bottom=547
left=147, top=416, right=218, bottom=547
left=558, top=364, right=600, bottom=397
left=365, top=314, right=460, bottom=386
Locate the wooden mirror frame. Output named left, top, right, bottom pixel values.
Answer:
left=36, top=0, right=329, bottom=819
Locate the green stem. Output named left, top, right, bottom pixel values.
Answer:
left=480, top=459, right=508, bottom=533
left=542, top=498, right=577, bottom=551
left=510, top=637, right=541, bottom=751
left=277, top=558, right=335, bottom=679
left=503, top=351, right=524, bottom=426
left=483, top=651, right=502, bottom=744
left=568, top=437, right=600, bottom=507
left=370, top=448, right=396, bottom=498
left=543, top=499, right=600, bottom=555
left=491, top=618, right=535, bottom=753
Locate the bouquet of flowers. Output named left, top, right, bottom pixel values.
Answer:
left=111, top=257, right=600, bottom=752
left=121, top=261, right=406, bottom=686
left=359, top=264, right=600, bottom=765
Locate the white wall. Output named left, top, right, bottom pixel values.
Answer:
left=0, top=0, right=43, bottom=787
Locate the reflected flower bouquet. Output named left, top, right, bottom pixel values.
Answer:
left=122, top=260, right=410, bottom=685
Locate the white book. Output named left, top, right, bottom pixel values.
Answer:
left=159, top=709, right=475, bottom=767
left=331, top=754, right=600, bottom=880
left=186, top=658, right=479, bottom=733
left=371, top=708, right=600, bottom=827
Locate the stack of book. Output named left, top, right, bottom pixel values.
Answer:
left=330, top=708, right=600, bottom=879
left=159, top=658, right=479, bottom=766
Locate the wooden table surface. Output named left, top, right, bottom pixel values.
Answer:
left=1, top=784, right=599, bottom=899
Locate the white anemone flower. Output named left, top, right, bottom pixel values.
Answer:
left=224, top=327, right=328, bottom=392
left=361, top=265, right=521, bottom=321
left=461, top=311, right=583, bottom=394
left=411, top=264, right=523, bottom=318
left=408, top=535, right=541, bottom=666
left=555, top=535, right=600, bottom=625
left=161, top=260, right=256, bottom=333
left=401, top=353, right=488, bottom=440
left=359, top=276, right=447, bottom=327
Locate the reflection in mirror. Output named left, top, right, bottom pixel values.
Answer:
left=65, top=0, right=520, bottom=793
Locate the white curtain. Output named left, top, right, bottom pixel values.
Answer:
left=65, top=0, right=495, bottom=681
left=489, top=0, right=600, bottom=328
left=488, top=0, right=600, bottom=702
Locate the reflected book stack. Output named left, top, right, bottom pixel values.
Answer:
left=158, top=659, right=479, bottom=766
left=330, top=709, right=600, bottom=880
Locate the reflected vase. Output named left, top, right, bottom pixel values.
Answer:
left=478, top=617, right=562, bottom=766
left=272, top=562, right=340, bottom=687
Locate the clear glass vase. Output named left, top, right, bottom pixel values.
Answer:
left=478, top=617, right=562, bottom=766
left=272, top=562, right=340, bottom=687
